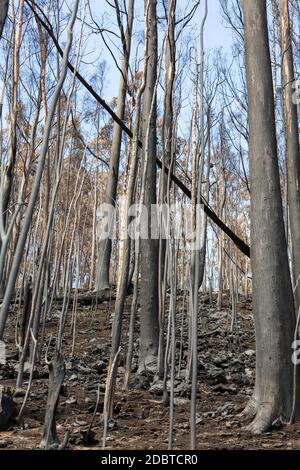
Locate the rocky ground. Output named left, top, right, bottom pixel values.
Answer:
left=1, top=292, right=300, bottom=450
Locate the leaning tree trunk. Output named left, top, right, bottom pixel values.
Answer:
left=242, top=0, right=297, bottom=434
left=95, top=0, right=134, bottom=292
left=280, top=0, right=300, bottom=313
left=139, top=0, right=159, bottom=371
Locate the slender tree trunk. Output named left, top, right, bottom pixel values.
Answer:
left=95, top=0, right=134, bottom=291
left=190, top=0, right=208, bottom=449
left=103, top=62, right=146, bottom=418
left=198, top=106, right=211, bottom=288
left=157, top=0, right=176, bottom=379
left=89, top=174, right=98, bottom=290
left=280, top=0, right=300, bottom=312
left=0, top=0, right=79, bottom=339
left=139, top=0, right=159, bottom=371
left=0, top=0, right=24, bottom=295
left=242, top=0, right=297, bottom=434
left=0, top=0, right=8, bottom=38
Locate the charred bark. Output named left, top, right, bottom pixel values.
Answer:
left=242, top=0, right=297, bottom=434
left=40, top=351, right=65, bottom=450
left=280, top=0, right=300, bottom=312
left=0, top=0, right=8, bottom=38
left=139, top=0, right=159, bottom=371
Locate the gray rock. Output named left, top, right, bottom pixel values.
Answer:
left=65, top=396, right=77, bottom=405
left=212, top=384, right=237, bottom=394
left=206, top=366, right=226, bottom=383
left=213, top=355, right=228, bottom=367
left=133, top=408, right=146, bottom=420
left=244, top=349, right=255, bottom=357
left=92, top=360, right=106, bottom=373
left=149, top=381, right=164, bottom=396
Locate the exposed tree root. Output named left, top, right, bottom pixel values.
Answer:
left=245, top=402, right=277, bottom=435
left=239, top=396, right=258, bottom=420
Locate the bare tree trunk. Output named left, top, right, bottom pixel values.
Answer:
left=95, top=0, right=134, bottom=291
left=157, top=0, right=176, bottom=380
left=242, top=0, right=296, bottom=434
left=0, top=0, right=79, bottom=339
left=280, top=0, right=300, bottom=312
left=102, top=55, right=146, bottom=418
left=217, top=178, right=225, bottom=309
left=0, top=0, right=8, bottom=38
left=0, top=0, right=24, bottom=295
left=138, top=0, right=159, bottom=371
left=89, top=173, right=98, bottom=290
left=190, top=0, right=208, bottom=449
left=198, top=106, right=211, bottom=288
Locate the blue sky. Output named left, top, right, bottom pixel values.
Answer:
left=86, top=0, right=233, bottom=101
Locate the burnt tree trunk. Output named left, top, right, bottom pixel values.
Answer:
left=139, top=0, right=159, bottom=371
left=95, top=0, right=134, bottom=291
left=242, top=0, right=297, bottom=434
left=280, top=0, right=300, bottom=312
left=0, top=0, right=8, bottom=38
left=40, top=351, right=65, bottom=449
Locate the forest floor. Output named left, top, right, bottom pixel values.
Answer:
left=1, top=291, right=300, bottom=450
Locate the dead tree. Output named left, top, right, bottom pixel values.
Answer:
left=242, top=0, right=297, bottom=434
left=40, top=350, right=66, bottom=449
left=95, top=0, right=135, bottom=291
left=190, top=0, right=208, bottom=449
left=0, top=0, right=8, bottom=38
left=279, top=0, right=300, bottom=312
left=139, top=0, right=159, bottom=371
left=28, top=4, right=251, bottom=261
left=0, top=0, right=80, bottom=339
left=0, top=0, right=24, bottom=295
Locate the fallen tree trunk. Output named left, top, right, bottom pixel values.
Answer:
left=24, top=0, right=250, bottom=260
left=1, top=290, right=115, bottom=313
left=52, top=289, right=116, bottom=306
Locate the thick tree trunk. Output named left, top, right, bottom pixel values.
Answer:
left=242, top=0, right=296, bottom=434
left=139, top=0, right=159, bottom=371
left=280, top=0, right=300, bottom=312
left=95, top=0, right=134, bottom=292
